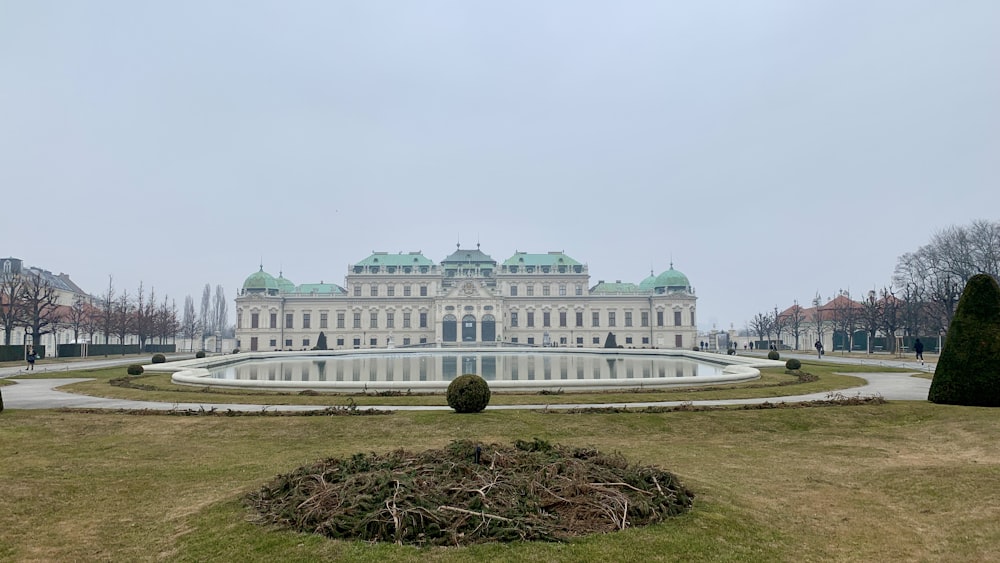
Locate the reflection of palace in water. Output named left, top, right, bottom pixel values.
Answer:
left=235, top=246, right=697, bottom=353
left=214, top=353, right=719, bottom=383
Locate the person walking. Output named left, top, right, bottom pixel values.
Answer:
left=914, top=338, right=924, bottom=364
left=26, top=347, right=37, bottom=371
left=814, top=339, right=824, bottom=359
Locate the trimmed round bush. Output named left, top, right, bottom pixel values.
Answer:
left=446, top=374, right=491, bottom=413
left=767, top=350, right=780, bottom=360
left=691, top=346, right=701, bottom=352
left=127, top=364, right=144, bottom=376
left=151, top=353, right=166, bottom=364
left=232, top=348, right=240, bottom=354
left=785, top=358, right=802, bottom=370
left=196, top=350, right=206, bottom=358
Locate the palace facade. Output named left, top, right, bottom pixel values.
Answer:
left=234, top=246, right=697, bottom=351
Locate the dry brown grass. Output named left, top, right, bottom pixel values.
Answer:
left=1, top=402, right=997, bottom=561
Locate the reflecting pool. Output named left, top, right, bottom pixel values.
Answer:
left=170, top=349, right=760, bottom=393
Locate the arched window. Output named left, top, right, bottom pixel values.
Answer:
left=481, top=314, right=496, bottom=342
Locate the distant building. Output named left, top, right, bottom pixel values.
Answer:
left=771, top=293, right=935, bottom=354
left=1, top=256, right=93, bottom=351
left=235, top=246, right=697, bottom=351
left=2, top=257, right=88, bottom=306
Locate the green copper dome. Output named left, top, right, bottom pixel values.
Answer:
left=275, top=273, right=296, bottom=293
left=243, top=266, right=279, bottom=292
left=639, top=271, right=658, bottom=291
left=653, top=265, right=690, bottom=291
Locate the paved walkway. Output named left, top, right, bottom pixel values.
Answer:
left=1, top=352, right=933, bottom=412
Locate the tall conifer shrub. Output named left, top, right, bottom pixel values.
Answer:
left=928, top=273, right=1000, bottom=406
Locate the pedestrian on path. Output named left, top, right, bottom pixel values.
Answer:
left=914, top=338, right=924, bottom=363
left=814, top=339, right=824, bottom=359
left=26, top=348, right=37, bottom=371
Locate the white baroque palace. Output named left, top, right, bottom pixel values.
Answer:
left=234, top=246, right=697, bottom=351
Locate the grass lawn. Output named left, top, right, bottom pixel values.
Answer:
left=6, top=361, right=908, bottom=406
left=0, top=401, right=996, bottom=562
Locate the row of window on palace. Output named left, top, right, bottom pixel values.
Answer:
left=241, top=309, right=694, bottom=330
left=243, top=311, right=430, bottom=330
left=349, top=284, right=586, bottom=297
left=354, top=284, right=430, bottom=297
left=245, top=333, right=681, bottom=350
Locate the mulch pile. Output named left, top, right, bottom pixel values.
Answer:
left=549, top=393, right=887, bottom=414
left=246, top=438, right=694, bottom=546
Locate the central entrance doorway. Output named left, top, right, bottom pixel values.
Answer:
left=462, top=314, right=477, bottom=342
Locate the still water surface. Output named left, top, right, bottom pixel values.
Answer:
left=206, top=352, right=726, bottom=383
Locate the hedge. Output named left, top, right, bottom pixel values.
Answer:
left=57, top=344, right=141, bottom=357
left=0, top=345, right=46, bottom=362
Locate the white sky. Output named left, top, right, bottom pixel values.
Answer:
left=2, top=1, right=998, bottom=331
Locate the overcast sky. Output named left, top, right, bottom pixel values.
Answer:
left=2, top=1, right=998, bottom=332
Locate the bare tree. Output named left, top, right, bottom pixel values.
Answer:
left=82, top=300, right=100, bottom=345
left=20, top=271, right=62, bottom=350
left=785, top=300, right=806, bottom=350
left=860, top=289, right=883, bottom=354
left=771, top=306, right=787, bottom=349
left=151, top=297, right=166, bottom=345
left=897, top=282, right=925, bottom=344
left=925, top=274, right=961, bottom=335
left=750, top=312, right=771, bottom=349
left=0, top=271, right=25, bottom=345
left=133, top=282, right=153, bottom=352
left=152, top=295, right=178, bottom=345
left=922, top=220, right=1000, bottom=282
left=112, top=290, right=133, bottom=349
left=100, top=276, right=115, bottom=345
left=212, top=285, right=228, bottom=351
left=167, top=298, right=180, bottom=344
left=811, top=292, right=827, bottom=345
left=893, top=219, right=1000, bottom=339
left=66, top=295, right=90, bottom=344
left=181, top=295, right=200, bottom=352
left=132, top=280, right=152, bottom=352
left=199, top=283, right=211, bottom=350
left=878, top=286, right=902, bottom=354
left=830, top=290, right=859, bottom=352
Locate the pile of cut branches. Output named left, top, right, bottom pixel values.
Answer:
left=550, top=394, right=887, bottom=414
left=246, top=438, right=693, bottom=546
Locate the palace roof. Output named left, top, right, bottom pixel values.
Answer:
left=502, top=251, right=581, bottom=268
left=354, top=252, right=435, bottom=268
